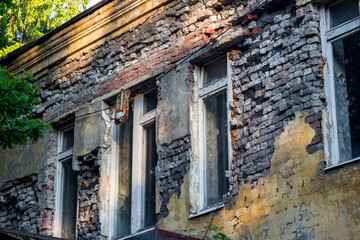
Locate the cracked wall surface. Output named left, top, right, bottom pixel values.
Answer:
left=0, top=0, right=359, bottom=239
left=160, top=112, right=360, bottom=239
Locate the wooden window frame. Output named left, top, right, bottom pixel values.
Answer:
left=109, top=91, right=157, bottom=239
left=54, top=126, right=78, bottom=238
left=320, top=1, right=360, bottom=169
left=189, top=55, right=232, bottom=218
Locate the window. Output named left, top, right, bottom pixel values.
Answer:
left=190, top=56, right=231, bottom=216
left=111, top=89, right=158, bottom=239
left=321, top=0, right=360, bottom=167
left=54, top=127, right=78, bottom=239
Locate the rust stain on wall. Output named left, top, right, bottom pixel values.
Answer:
left=159, top=112, right=360, bottom=239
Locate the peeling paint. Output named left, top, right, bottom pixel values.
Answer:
left=159, top=112, right=360, bottom=239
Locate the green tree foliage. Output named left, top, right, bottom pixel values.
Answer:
left=0, top=0, right=13, bottom=50
left=0, top=0, right=88, bottom=58
left=0, top=65, right=50, bottom=149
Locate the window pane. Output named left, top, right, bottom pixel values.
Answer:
left=116, top=109, right=133, bottom=237
left=203, top=57, right=227, bottom=86
left=62, top=128, right=74, bottom=152
left=330, top=0, right=359, bottom=28
left=144, top=123, right=157, bottom=227
left=204, top=90, right=228, bottom=207
left=60, top=158, right=78, bottom=239
left=332, top=31, right=360, bottom=162
left=144, top=90, right=157, bottom=114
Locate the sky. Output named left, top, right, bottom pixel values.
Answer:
left=87, top=0, right=102, bottom=9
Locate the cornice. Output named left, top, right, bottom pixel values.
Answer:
left=7, top=0, right=173, bottom=75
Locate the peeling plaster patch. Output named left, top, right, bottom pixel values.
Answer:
left=0, top=139, right=44, bottom=186
left=99, top=147, right=111, bottom=236
left=159, top=112, right=360, bottom=239
left=101, top=107, right=112, bottom=145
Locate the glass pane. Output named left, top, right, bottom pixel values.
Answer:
left=330, top=0, right=359, bottom=28
left=204, top=90, right=229, bottom=207
left=60, top=158, right=78, bottom=240
left=332, top=31, right=360, bottom=162
left=62, top=128, right=74, bottom=152
left=203, top=57, right=227, bottom=86
left=116, top=109, right=133, bottom=238
left=144, top=123, right=157, bottom=228
left=144, top=90, right=157, bottom=114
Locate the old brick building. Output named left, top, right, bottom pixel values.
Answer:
left=0, top=0, right=360, bottom=239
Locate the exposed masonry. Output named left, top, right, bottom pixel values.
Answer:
left=156, top=135, right=191, bottom=219
left=305, top=112, right=323, bottom=155
left=32, top=0, right=249, bottom=123
left=38, top=130, right=58, bottom=236
left=0, top=174, right=39, bottom=234
left=27, top=0, right=325, bottom=217
left=77, top=150, right=102, bottom=240
left=226, top=2, right=324, bottom=200
left=0, top=0, right=329, bottom=237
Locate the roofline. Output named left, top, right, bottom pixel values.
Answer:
left=0, top=0, right=114, bottom=66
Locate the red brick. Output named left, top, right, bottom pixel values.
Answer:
left=44, top=185, right=54, bottom=190
left=242, top=14, right=259, bottom=24
left=251, top=28, right=263, bottom=34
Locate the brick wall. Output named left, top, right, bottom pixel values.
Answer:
left=226, top=1, right=323, bottom=200
left=0, top=0, right=343, bottom=238
left=156, top=135, right=191, bottom=219
left=77, top=150, right=102, bottom=239
left=0, top=174, right=39, bottom=233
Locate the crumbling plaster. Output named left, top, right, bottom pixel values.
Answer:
left=5, top=0, right=174, bottom=76
left=156, top=63, right=191, bottom=147
left=160, top=112, right=360, bottom=239
left=73, top=101, right=112, bottom=237
left=0, top=0, right=359, bottom=238
left=74, top=101, right=111, bottom=158
left=0, top=139, right=45, bottom=186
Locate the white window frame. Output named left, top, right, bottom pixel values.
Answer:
left=320, top=1, right=360, bottom=169
left=109, top=91, right=157, bottom=239
left=54, top=126, right=78, bottom=238
left=189, top=55, right=232, bottom=218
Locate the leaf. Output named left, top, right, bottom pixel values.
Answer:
left=0, top=65, right=51, bottom=149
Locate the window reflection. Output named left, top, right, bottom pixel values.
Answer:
left=333, top=31, right=360, bottom=161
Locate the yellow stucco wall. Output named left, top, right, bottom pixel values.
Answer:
left=159, top=112, right=360, bottom=239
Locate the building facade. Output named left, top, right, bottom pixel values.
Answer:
left=0, top=0, right=360, bottom=239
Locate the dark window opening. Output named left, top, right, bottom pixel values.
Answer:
left=333, top=31, right=360, bottom=161
left=144, top=123, right=157, bottom=227
left=204, top=90, right=229, bottom=207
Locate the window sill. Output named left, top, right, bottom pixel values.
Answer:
left=324, top=156, right=360, bottom=171
left=189, top=202, right=224, bottom=219
left=117, top=227, right=155, bottom=240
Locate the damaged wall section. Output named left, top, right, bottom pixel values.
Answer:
left=0, top=0, right=360, bottom=239
left=227, top=0, right=324, bottom=201
left=73, top=101, right=112, bottom=239
left=156, top=63, right=192, bottom=219
left=77, top=150, right=102, bottom=239
left=0, top=174, right=39, bottom=234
